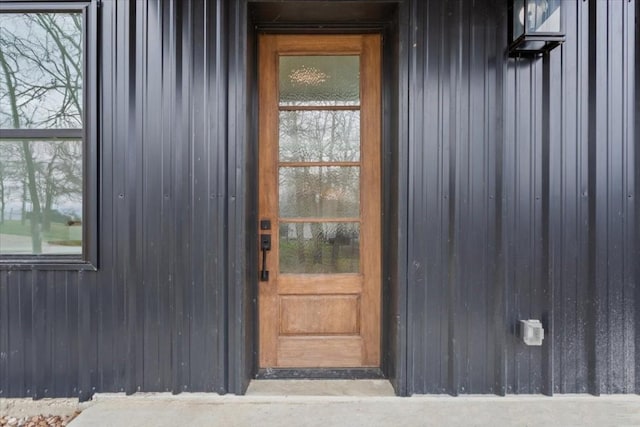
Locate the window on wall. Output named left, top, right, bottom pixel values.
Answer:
left=0, top=2, right=97, bottom=267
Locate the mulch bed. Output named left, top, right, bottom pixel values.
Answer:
left=0, top=412, right=81, bottom=427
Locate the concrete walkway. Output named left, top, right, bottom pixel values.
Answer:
left=66, top=381, right=640, bottom=427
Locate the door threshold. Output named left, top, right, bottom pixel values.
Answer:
left=256, top=368, right=385, bottom=380
left=246, top=379, right=395, bottom=397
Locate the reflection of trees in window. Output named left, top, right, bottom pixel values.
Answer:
left=279, top=222, right=360, bottom=274
left=279, top=166, right=359, bottom=218
left=278, top=108, right=360, bottom=220
left=277, top=105, right=361, bottom=271
left=0, top=12, right=83, bottom=254
left=279, top=109, right=360, bottom=162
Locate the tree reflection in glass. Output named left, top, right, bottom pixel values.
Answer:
left=279, top=167, right=359, bottom=218
left=279, top=222, right=360, bottom=274
left=0, top=13, right=83, bottom=254
left=279, top=110, right=360, bottom=162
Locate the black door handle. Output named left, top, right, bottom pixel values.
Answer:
left=260, top=234, right=271, bottom=281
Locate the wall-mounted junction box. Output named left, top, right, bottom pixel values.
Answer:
left=520, top=319, right=544, bottom=346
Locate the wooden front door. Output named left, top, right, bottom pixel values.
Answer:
left=258, top=34, right=382, bottom=369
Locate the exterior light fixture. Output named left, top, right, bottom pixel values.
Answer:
left=508, top=0, right=565, bottom=56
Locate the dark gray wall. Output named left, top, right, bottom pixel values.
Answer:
left=1, top=0, right=240, bottom=399
left=405, top=0, right=637, bottom=395
left=0, top=0, right=637, bottom=399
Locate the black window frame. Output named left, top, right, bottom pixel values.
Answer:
left=0, top=0, right=98, bottom=270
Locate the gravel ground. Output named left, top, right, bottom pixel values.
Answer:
left=0, top=398, right=87, bottom=427
left=0, top=413, right=81, bottom=427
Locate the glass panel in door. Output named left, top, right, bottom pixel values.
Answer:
left=277, top=55, right=362, bottom=276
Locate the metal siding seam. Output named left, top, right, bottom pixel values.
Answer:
left=227, top=0, right=247, bottom=394
left=22, top=272, right=33, bottom=397
left=78, top=272, right=93, bottom=400
left=631, top=0, right=640, bottom=396
left=460, top=0, right=473, bottom=394
left=576, top=0, right=591, bottom=393
left=177, top=0, right=193, bottom=393
left=587, top=0, right=608, bottom=396
left=13, top=272, right=26, bottom=396
left=483, top=13, right=499, bottom=394
left=621, top=0, right=637, bottom=393
left=446, top=0, right=461, bottom=397
left=65, top=273, right=79, bottom=396
left=98, top=0, right=115, bottom=394
left=31, top=271, right=44, bottom=399
left=52, top=271, right=66, bottom=396
left=394, top=0, right=410, bottom=397
left=115, top=0, right=131, bottom=396
left=605, top=0, right=618, bottom=391
left=43, top=271, right=56, bottom=397
left=493, top=1, right=508, bottom=396
left=158, top=0, right=174, bottom=393
left=140, top=0, right=150, bottom=391
left=181, top=0, right=194, bottom=393
left=134, top=0, right=147, bottom=394
left=406, top=0, right=420, bottom=394
left=606, top=0, right=626, bottom=393
left=541, top=53, right=551, bottom=396
left=213, top=0, right=228, bottom=394
left=0, top=272, right=9, bottom=396
left=168, top=0, right=180, bottom=394
left=143, top=0, right=162, bottom=392
left=555, top=1, right=570, bottom=394
left=189, top=0, right=206, bottom=392
left=634, top=0, right=640, bottom=395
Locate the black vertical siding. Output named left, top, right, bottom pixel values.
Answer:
left=101, top=0, right=234, bottom=395
left=587, top=0, right=636, bottom=394
left=381, top=1, right=410, bottom=397
left=636, top=0, right=640, bottom=395
left=408, top=0, right=502, bottom=394
left=1, top=0, right=236, bottom=397
left=550, top=0, right=590, bottom=394
left=405, top=0, right=637, bottom=396
left=0, top=0, right=637, bottom=399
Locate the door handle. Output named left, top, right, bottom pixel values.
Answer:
left=260, top=234, right=271, bottom=281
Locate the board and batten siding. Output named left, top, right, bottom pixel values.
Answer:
left=0, top=0, right=637, bottom=399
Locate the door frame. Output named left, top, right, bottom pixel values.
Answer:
left=257, top=33, right=383, bottom=370
left=227, top=0, right=410, bottom=395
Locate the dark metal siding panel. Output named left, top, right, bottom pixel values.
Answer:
left=384, top=0, right=410, bottom=397
left=587, top=0, right=636, bottom=395
left=141, top=0, right=163, bottom=391
left=95, top=0, right=121, bottom=395
left=227, top=0, right=250, bottom=395
left=551, top=0, right=590, bottom=394
left=501, top=0, right=637, bottom=396
left=459, top=1, right=499, bottom=395
left=407, top=0, right=447, bottom=394
left=407, top=0, right=502, bottom=395
left=635, top=0, right=640, bottom=396
left=131, top=0, right=230, bottom=393
left=112, top=0, right=231, bottom=395
left=0, top=0, right=232, bottom=398
left=0, top=272, right=7, bottom=396
left=505, top=56, right=546, bottom=395
left=620, top=0, right=636, bottom=394
left=405, top=0, right=637, bottom=396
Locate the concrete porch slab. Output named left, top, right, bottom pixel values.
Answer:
left=246, top=379, right=396, bottom=396
left=68, top=393, right=640, bottom=427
